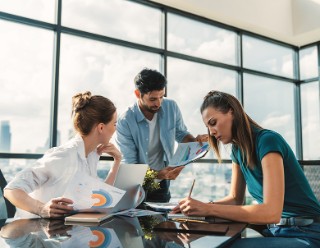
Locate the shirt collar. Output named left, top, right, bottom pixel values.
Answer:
left=134, top=101, right=164, bottom=122
left=74, top=134, right=87, bottom=160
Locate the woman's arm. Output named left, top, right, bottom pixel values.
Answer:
left=176, top=153, right=285, bottom=224
left=4, top=188, right=73, bottom=218
left=97, top=143, right=122, bottom=185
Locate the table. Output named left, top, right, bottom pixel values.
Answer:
left=0, top=215, right=246, bottom=248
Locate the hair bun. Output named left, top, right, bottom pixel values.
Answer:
left=72, top=91, right=92, bottom=113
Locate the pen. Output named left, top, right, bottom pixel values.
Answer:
left=172, top=218, right=208, bottom=224
left=188, top=179, right=195, bottom=198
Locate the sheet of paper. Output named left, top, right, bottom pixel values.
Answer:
left=169, top=142, right=209, bottom=167
left=144, top=202, right=178, bottom=211
left=63, top=171, right=125, bottom=212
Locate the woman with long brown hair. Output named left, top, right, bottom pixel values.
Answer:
left=173, top=90, right=320, bottom=247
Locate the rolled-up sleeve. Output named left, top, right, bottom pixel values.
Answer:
left=5, top=148, right=74, bottom=193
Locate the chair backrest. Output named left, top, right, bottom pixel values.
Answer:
left=299, top=160, right=320, bottom=203
left=0, top=170, right=16, bottom=220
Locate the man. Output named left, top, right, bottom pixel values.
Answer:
left=116, top=68, right=208, bottom=202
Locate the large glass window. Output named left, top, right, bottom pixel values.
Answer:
left=0, top=159, right=37, bottom=182
left=167, top=57, right=237, bottom=137
left=299, top=46, right=318, bottom=80
left=62, top=0, right=162, bottom=48
left=170, top=162, right=232, bottom=202
left=301, top=81, right=320, bottom=159
left=243, top=74, right=296, bottom=152
left=168, top=13, right=238, bottom=65
left=0, top=0, right=56, bottom=23
left=243, top=35, right=295, bottom=78
left=0, top=20, right=54, bottom=154
left=58, top=34, right=160, bottom=144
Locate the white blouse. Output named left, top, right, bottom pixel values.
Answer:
left=5, top=135, right=100, bottom=218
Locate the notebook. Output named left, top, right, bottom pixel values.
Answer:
left=65, top=212, right=113, bottom=224
left=113, top=164, right=148, bottom=190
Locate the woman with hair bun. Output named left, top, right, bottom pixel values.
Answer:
left=4, top=91, right=122, bottom=218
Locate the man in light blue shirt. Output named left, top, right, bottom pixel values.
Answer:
left=116, top=68, right=208, bottom=202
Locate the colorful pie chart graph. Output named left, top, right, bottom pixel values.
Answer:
left=91, top=189, right=113, bottom=208
left=89, top=227, right=111, bottom=247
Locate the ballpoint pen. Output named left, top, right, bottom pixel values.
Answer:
left=188, top=179, right=195, bottom=198
left=172, top=218, right=208, bottom=224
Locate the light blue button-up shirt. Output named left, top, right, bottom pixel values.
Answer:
left=116, top=98, right=191, bottom=169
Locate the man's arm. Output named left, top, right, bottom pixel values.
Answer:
left=115, top=118, right=139, bottom=164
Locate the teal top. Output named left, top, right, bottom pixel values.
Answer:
left=231, top=128, right=320, bottom=217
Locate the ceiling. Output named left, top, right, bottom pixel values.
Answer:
left=150, top=0, right=320, bottom=47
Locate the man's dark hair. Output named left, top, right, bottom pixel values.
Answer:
left=134, top=68, right=167, bottom=95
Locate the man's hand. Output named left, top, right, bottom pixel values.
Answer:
left=157, top=166, right=184, bottom=180
left=195, top=134, right=209, bottom=145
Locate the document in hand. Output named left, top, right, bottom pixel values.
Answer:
left=63, top=171, right=126, bottom=213
left=169, top=142, right=209, bottom=167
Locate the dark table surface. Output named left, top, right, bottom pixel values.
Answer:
left=0, top=214, right=247, bottom=248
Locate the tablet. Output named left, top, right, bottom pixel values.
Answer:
left=113, top=164, right=148, bottom=190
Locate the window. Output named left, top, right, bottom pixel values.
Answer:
left=0, top=0, right=56, bottom=23
left=0, top=20, right=54, bottom=154
left=243, top=35, right=295, bottom=78
left=58, top=34, right=160, bottom=144
left=243, top=73, right=296, bottom=152
left=301, top=81, right=320, bottom=159
left=168, top=13, right=238, bottom=65
left=62, top=0, right=162, bottom=48
left=299, top=46, right=318, bottom=80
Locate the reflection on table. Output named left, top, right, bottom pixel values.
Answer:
left=0, top=215, right=246, bottom=248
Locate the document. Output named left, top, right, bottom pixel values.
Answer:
left=63, top=171, right=125, bottom=213
left=144, top=202, right=178, bottom=212
left=169, top=142, right=209, bottom=167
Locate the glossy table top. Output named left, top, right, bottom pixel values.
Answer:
left=0, top=215, right=246, bottom=248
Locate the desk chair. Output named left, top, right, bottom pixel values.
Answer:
left=0, top=170, right=16, bottom=228
left=302, top=163, right=320, bottom=202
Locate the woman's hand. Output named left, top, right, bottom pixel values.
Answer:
left=97, top=143, right=122, bottom=162
left=38, top=197, right=74, bottom=218
left=175, top=197, right=209, bottom=216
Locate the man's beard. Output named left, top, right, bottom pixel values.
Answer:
left=142, top=103, right=160, bottom=114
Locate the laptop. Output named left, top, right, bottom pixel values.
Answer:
left=113, top=164, right=148, bottom=190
